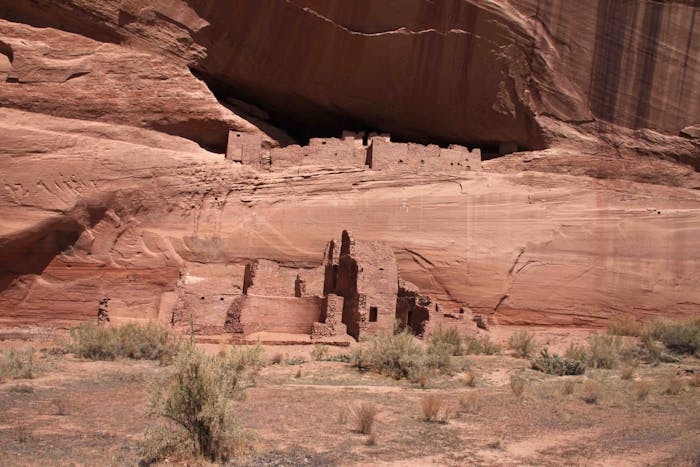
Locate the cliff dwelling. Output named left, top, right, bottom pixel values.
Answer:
left=169, top=230, right=470, bottom=343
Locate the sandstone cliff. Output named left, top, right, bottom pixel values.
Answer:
left=0, top=2, right=698, bottom=328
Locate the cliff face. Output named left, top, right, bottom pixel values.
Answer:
left=0, top=1, right=699, bottom=328
left=1, top=0, right=698, bottom=149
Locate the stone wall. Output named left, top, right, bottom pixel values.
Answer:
left=227, top=131, right=481, bottom=173
left=336, top=230, right=397, bottom=340
left=239, top=295, right=324, bottom=334
left=367, top=137, right=481, bottom=171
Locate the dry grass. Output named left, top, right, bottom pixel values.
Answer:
left=461, top=371, right=477, bottom=387
left=620, top=366, right=635, bottom=380
left=463, top=335, right=502, bottom=355
left=607, top=314, right=643, bottom=337
left=634, top=380, right=651, bottom=401
left=581, top=380, right=602, bottom=404
left=510, top=375, right=526, bottom=398
left=562, top=380, right=575, bottom=395
left=587, top=334, right=621, bottom=369
left=0, top=348, right=37, bottom=382
left=66, top=322, right=181, bottom=362
left=690, top=374, right=700, bottom=388
left=52, top=398, right=67, bottom=416
left=662, top=376, right=683, bottom=396
left=420, top=395, right=452, bottom=423
left=458, top=393, right=480, bottom=415
left=311, top=345, right=330, bottom=361
left=508, top=330, right=537, bottom=358
left=351, top=402, right=378, bottom=434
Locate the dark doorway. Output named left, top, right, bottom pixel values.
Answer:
left=369, top=306, right=378, bottom=322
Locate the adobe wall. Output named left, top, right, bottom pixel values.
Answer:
left=367, top=137, right=481, bottom=171
left=239, top=295, right=323, bottom=334
left=336, top=230, right=397, bottom=339
left=269, top=137, right=366, bottom=170
left=226, top=131, right=263, bottom=167
left=243, top=259, right=298, bottom=296
left=229, top=130, right=481, bottom=173
left=172, top=263, right=244, bottom=334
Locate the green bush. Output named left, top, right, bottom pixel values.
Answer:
left=66, top=322, right=181, bottom=362
left=144, top=343, right=255, bottom=463
left=646, top=318, right=700, bottom=356
left=587, top=334, right=621, bottom=369
left=508, top=330, right=538, bottom=358
left=429, top=327, right=462, bottom=356
left=463, top=335, right=502, bottom=355
left=311, top=345, right=330, bottom=361
left=350, top=330, right=453, bottom=381
left=0, top=349, right=36, bottom=382
left=531, top=349, right=586, bottom=376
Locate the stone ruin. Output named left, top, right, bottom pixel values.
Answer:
left=226, top=130, right=482, bottom=172
left=168, top=230, right=473, bottom=342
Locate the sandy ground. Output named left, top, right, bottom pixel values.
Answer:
left=0, top=327, right=699, bottom=466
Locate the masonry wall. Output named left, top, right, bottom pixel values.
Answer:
left=368, top=137, right=481, bottom=171
left=239, top=295, right=324, bottom=334
left=335, top=230, right=397, bottom=339
left=226, top=131, right=262, bottom=166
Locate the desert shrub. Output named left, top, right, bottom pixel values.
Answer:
left=429, top=327, right=462, bottom=356
left=67, top=322, right=180, bottom=362
left=510, top=375, right=526, bottom=398
left=463, top=335, right=501, bottom=355
left=663, top=376, right=683, bottom=396
left=0, top=348, right=36, bottom=382
left=620, top=366, right=635, bottom=380
left=508, top=330, right=538, bottom=358
left=531, top=349, right=586, bottom=376
left=425, top=342, right=454, bottom=372
left=351, top=402, right=378, bottom=434
left=562, top=380, right=575, bottom=395
left=285, top=357, right=306, bottom=366
left=564, top=342, right=589, bottom=363
left=581, top=380, right=601, bottom=404
left=52, top=399, right=67, bottom=416
left=350, top=331, right=450, bottom=381
left=607, top=314, right=643, bottom=337
left=270, top=353, right=283, bottom=365
left=325, top=353, right=351, bottom=363
left=690, top=374, right=700, bottom=388
left=458, top=394, right=479, bottom=415
left=587, top=334, right=621, bottom=369
left=639, top=334, right=663, bottom=363
left=634, top=380, right=651, bottom=401
left=420, top=395, right=451, bottom=423
left=311, top=345, right=329, bottom=361
left=144, top=343, right=254, bottom=463
left=646, top=318, right=700, bottom=356
left=461, top=371, right=477, bottom=387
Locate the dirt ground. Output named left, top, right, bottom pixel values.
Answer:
left=1, top=327, right=699, bottom=466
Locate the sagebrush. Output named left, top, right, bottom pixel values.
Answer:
left=66, top=322, right=181, bottom=362
left=350, top=330, right=453, bottom=381
left=144, top=343, right=262, bottom=463
left=531, top=349, right=586, bottom=376
left=0, top=348, right=36, bottom=382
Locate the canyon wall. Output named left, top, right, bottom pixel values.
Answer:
left=0, top=2, right=699, bottom=329
left=0, top=0, right=697, bottom=150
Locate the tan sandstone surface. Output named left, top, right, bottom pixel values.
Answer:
left=0, top=3, right=699, bottom=330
